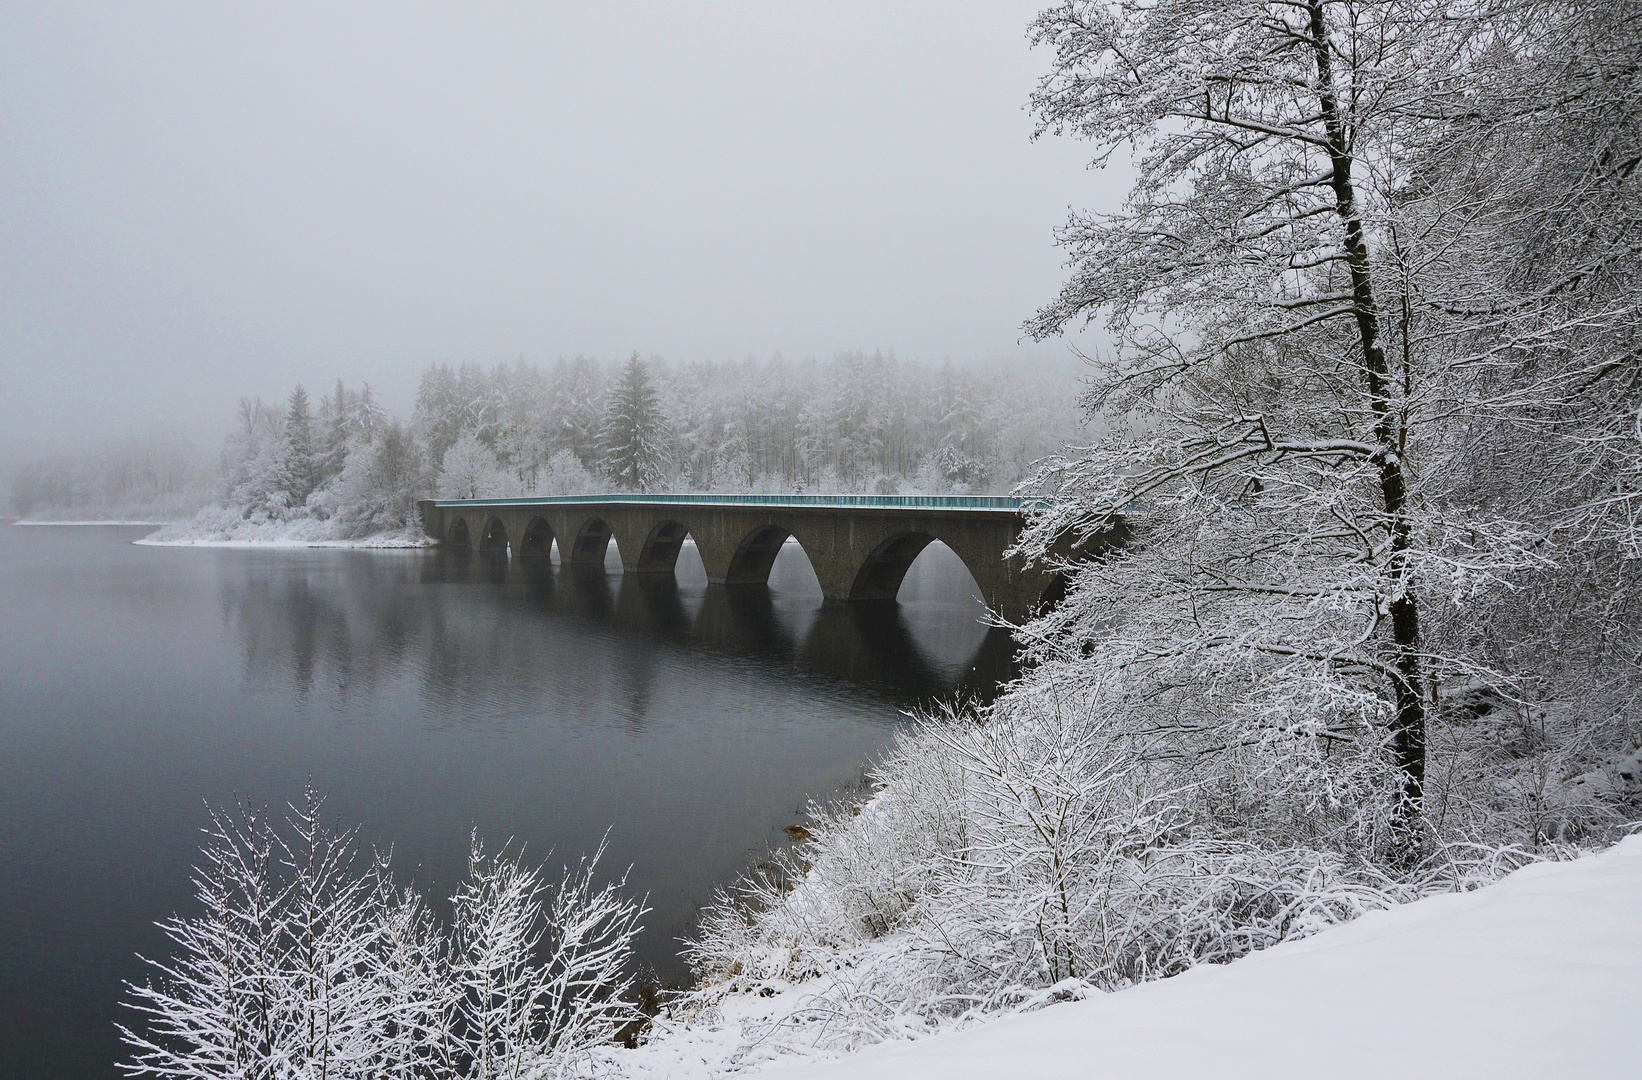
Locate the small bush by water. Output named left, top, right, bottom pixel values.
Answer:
left=119, top=783, right=646, bottom=1080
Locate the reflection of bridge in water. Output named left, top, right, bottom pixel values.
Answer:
left=419, top=494, right=1112, bottom=623
left=421, top=553, right=1023, bottom=705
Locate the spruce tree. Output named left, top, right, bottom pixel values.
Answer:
left=318, top=378, right=352, bottom=486
left=276, top=384, right=318, bottom=510
left=600, top=353, right=670, bottom=491
left=559, top=357, right=605, bottom=470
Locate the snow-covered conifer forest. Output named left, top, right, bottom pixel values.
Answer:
left=106, top=352, right=1086, bottom=544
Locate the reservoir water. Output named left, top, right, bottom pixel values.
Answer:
left=0, top=523, right=1014, bottom=1079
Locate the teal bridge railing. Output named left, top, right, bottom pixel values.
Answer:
left=432, top=493, right=1028, bottom=511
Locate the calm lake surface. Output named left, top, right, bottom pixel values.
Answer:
left=0, top=522, right=1014, bottom=1079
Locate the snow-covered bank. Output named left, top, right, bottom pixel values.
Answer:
left=611, top=835, right=1642, bottom=1079
left=767, top=836, right=1640, bottom=1079
left=136, top=508, right=432, bottom=548
left=134, top=534, right=431, bottom=549
left=13, top=519, right=167, bottom=526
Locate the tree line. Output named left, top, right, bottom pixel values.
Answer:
left=8, top=430, right=214, bottom=521
left=198, top=351, right=1085, bottom=538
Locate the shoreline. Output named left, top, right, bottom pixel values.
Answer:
left=12, top=519, right=169, bottom=527
left=134, top=535, right=434, bottom=550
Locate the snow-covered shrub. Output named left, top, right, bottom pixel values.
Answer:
left=686, top=663, right=1602, bottom=1047
left=120, top=784, right=645, bottom=1080
left=448, top=832, right=644, bottom=1078
left=1423, top=687, right=1642, bottom=848
left=689, top=717, right=972, bottom=991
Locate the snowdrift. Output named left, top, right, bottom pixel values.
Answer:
left=762, top=835, right=1641, bottom=1080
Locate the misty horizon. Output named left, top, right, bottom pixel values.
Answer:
left=1, top=2, right=1119, bottom=460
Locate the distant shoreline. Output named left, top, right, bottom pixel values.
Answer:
left=133, top=535, right=433, bottom=550
left=3, top=518, right=435, bottom=548
left=12, top=519, right=168, bottom=527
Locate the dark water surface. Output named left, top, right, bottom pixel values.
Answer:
left=0, top=523, right=1013, bottom=1079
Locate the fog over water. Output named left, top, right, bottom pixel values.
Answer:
left=0, top=2, right=1121, bottom=454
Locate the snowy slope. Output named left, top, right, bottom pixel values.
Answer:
left=756, top=836, right=1642, bottom=1080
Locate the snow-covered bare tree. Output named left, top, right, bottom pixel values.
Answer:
left=1397, top=0, right=1642, bottom=690
left=1016, top=0, right=1628, bottom=851
left=537, top=448, right=596, bottom=497
left=438, top=430, right=516, bottom=500
left=327, top=422, right=426, bottom=537
left=224, top=396, right=287, bottom=521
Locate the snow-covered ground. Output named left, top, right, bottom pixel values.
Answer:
left=13, top=519, right=168, bottom=526
left=134, top=533, right=431, bottom=549
left=134, top=511, right=432, bottom=548
left=612, top=835, right=1641, bottom=1079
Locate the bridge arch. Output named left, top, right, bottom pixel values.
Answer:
left=570, top=516, right=617, bottom=568
left=723, top=524, right=794, bottom=586
left=480, top=516, right=509, bottom=553
left=1035, top=571, right=1073, bottom=613
left=519, top=517, right=554, bottom=559
left=849, top=531, right=938, bottom=602
left=636, top=519, right=690, bottom=574
left=1029, top=518, right=1131, bottom=615
left=448, top=517, right=472, bottom=550
left=891, top=537, right=992, bottom=608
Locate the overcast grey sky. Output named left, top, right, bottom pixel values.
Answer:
left=0, top=1, right=1125, bottom=449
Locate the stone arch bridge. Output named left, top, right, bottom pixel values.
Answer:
left=418, top=495, right=1112, bottom=623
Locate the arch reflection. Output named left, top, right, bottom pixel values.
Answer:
left=238, top=546, right=1017, bottom=713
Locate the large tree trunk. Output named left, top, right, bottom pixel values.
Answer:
left=1307, top=0, right=1427, bottom=821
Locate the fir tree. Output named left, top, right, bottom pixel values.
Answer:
left=276, top=384, right=319, bottom=510
left=414, top=364, right=463, bottom=469
left=352, top=383, right=384, bottom=445
left=318, top=378, right=353, bottom=486
left=600, top=353, right=670, bottom=492
left=559, top=356, right=605, bottom=470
